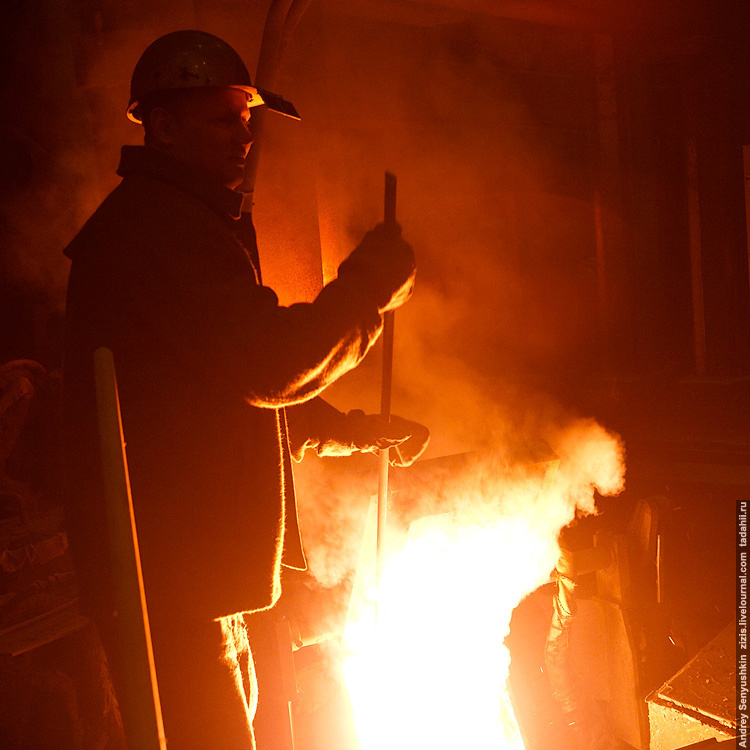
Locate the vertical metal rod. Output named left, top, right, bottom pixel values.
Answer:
left=656, top=533, right=662, bottom=605
left=93, top=347, right=166, bottom=750
left=376, top=172, right=397, bottom=619
left=680, top=60, right=707, bottom=376
left=592, top=33, right=621, bottom=375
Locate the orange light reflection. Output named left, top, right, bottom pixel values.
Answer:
left=341, top=422, right=625, bottom=750
left=343, top=511, right=559, bottom=750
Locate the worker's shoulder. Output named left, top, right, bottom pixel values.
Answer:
left=114, top=172, right=229, bottom=232
left=65, top=174, right=235, bottom=267
left=63, top=181, right=134, bottom=265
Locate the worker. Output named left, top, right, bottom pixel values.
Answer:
left=61, top=30, right=428, bottom=750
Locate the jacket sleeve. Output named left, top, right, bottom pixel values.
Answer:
left=152, top=269, right=384, bottom=408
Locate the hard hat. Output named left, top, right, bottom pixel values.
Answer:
left=127, top=30, right=299, bottom=123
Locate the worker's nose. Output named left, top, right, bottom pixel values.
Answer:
left=238, top=120, right=253, bottom=146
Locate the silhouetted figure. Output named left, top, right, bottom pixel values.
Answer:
left=62, top=30, right=428, bottom=750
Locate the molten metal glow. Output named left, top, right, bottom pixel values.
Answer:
left=342, top=422, right=624, bottom=750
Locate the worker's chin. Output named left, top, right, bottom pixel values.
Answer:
left=223, top=165, right=246, bottom=190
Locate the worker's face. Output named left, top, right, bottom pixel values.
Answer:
left=151, top=87, right=253, bottom=189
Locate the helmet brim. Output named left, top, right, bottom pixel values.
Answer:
left=127, top=84, right=299, bottom=124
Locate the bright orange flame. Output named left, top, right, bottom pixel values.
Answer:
left=342, top=422, right=624, bottom=750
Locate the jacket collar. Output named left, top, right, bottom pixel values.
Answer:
left=117, top=145, right=245, bottom=221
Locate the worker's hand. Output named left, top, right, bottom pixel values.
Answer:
left=347, top=410, right=430, bottom=467
left=337, top=223, right=416, bottom=314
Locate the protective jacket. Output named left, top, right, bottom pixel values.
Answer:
left=62, top=146, right=395, bottom=620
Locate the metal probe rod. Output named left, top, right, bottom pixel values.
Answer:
left=376, top=172, right=397, bottom=620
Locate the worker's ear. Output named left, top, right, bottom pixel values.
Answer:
left=147, top=107, right=179, bottom=150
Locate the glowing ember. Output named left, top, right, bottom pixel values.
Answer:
left=341, top=420, right=624, bottom=750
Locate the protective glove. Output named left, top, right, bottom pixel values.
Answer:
left=337, top=222, right=416, bottom=314
left=346, top=409, right=430, bottom=467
